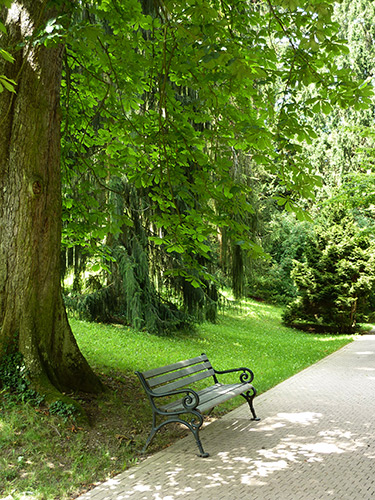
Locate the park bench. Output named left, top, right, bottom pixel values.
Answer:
left=135, top=353, right=260, bottom=457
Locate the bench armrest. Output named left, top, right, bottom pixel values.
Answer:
left=153, top=388, right=201, bottom=410
left=135, top=372, right=200, bottom=410
left=213, top=367, right=254, bottom=384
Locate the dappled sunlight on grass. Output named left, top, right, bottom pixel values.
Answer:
left=222, top=303, right=291, bottom=331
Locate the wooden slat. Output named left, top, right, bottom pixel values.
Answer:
left=152, top=369, right=215, bottom=394
left=197, top=383, right=252, bottom=412
left=141, top=354, right=209, bottom=380
left=148, top=361, right=212, bottom=388
left=161, top=382, right=253, bottom=412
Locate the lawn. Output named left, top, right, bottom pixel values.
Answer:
left=73, top=299, right=354, bottom=398
left=0, top=299, right=355, bottom=500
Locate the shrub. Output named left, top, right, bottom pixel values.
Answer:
left=283, top=207, right=375, bottom=333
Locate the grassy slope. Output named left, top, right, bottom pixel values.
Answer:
left=74, top=299, right=353, bottom=398
left=0, top=299, right=355, bottom=500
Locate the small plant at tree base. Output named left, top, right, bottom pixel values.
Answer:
left=0, top=353, right=80, bottom=424
left=49, top=400, right=77, bottom=422
left=0, top=352, right=45, bottom=406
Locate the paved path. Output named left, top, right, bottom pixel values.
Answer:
left=76, top=335, right=375, bottom=500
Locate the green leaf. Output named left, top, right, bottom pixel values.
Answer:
left=166, top=245, right=184, bottom=254
left=0, top=75, right=16, bottom=93
left=276, top=197, right=287, bottom=206
left=190, top=279, right=200, bottom=288
left=0, top=49, right=15, bottom=63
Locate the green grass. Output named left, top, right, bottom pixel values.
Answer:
left=0, top=298, right=357, bottom=500
left=73, top=299, right=354, bottom=400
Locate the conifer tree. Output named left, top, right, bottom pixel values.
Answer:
left=283, top=207, right=375, bottom=333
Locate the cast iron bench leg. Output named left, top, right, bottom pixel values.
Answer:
left=142, top=412, right=209, bottom=457
left=142, top=413, right=158, bottom=453
left=191, top=426, right=209, bottom=458
left=181, top=414, right=209, bottom=458
left=241, top=389, right=261, bottom=421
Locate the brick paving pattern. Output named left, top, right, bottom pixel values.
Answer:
left=75, top=335, right=375, bottom=500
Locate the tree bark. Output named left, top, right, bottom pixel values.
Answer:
left=0, top=1, right=102, bottom=396
left=232, top=243, right=244, bottom=299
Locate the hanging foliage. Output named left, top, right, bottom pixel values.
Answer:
left=58, top=0, right=373, bottom=330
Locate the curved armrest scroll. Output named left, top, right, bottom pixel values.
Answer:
left=144, top=386, right=200, bottom=410
left=158, top=388, right=200, bottom=411
left=214, top=367, right=254, bottom=384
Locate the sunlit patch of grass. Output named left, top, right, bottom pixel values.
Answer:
left=72, top=297, right=355, bottom=398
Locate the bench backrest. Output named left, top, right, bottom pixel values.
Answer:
left=138, top=353, right=216, bottom=395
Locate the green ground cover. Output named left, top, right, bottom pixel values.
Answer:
left=0, top=299, right=356, bottom=500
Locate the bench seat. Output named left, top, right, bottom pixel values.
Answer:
left=161, top=382, right=255, bottom=414
left=135, top=353, right=259, bottom=457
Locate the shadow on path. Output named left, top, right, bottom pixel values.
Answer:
left=77, top=337, right=375, bottom=500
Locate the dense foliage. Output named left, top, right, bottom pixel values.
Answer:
left=242, top=0, right=375, bottom=331
left=55, top=0, right=374, bottom=330
left=283, top=207, right=375, bottom=332
left=247, top=214, right=311, bottom=304
left=2, top=0, right=375, bottom=338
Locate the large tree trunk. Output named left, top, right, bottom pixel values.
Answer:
left=0, top=1, right=102, bottom=396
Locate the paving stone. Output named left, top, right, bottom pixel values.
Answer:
left=75, top=335, right=375, bottom=500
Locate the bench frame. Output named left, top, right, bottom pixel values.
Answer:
left=135, top=353, right=259, bottom=457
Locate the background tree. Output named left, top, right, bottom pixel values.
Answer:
left=283, top=207, right=375, bottom=333
left=248, top=213, right=311, bottom=303
left=248, top=0, right=375, bottom=308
